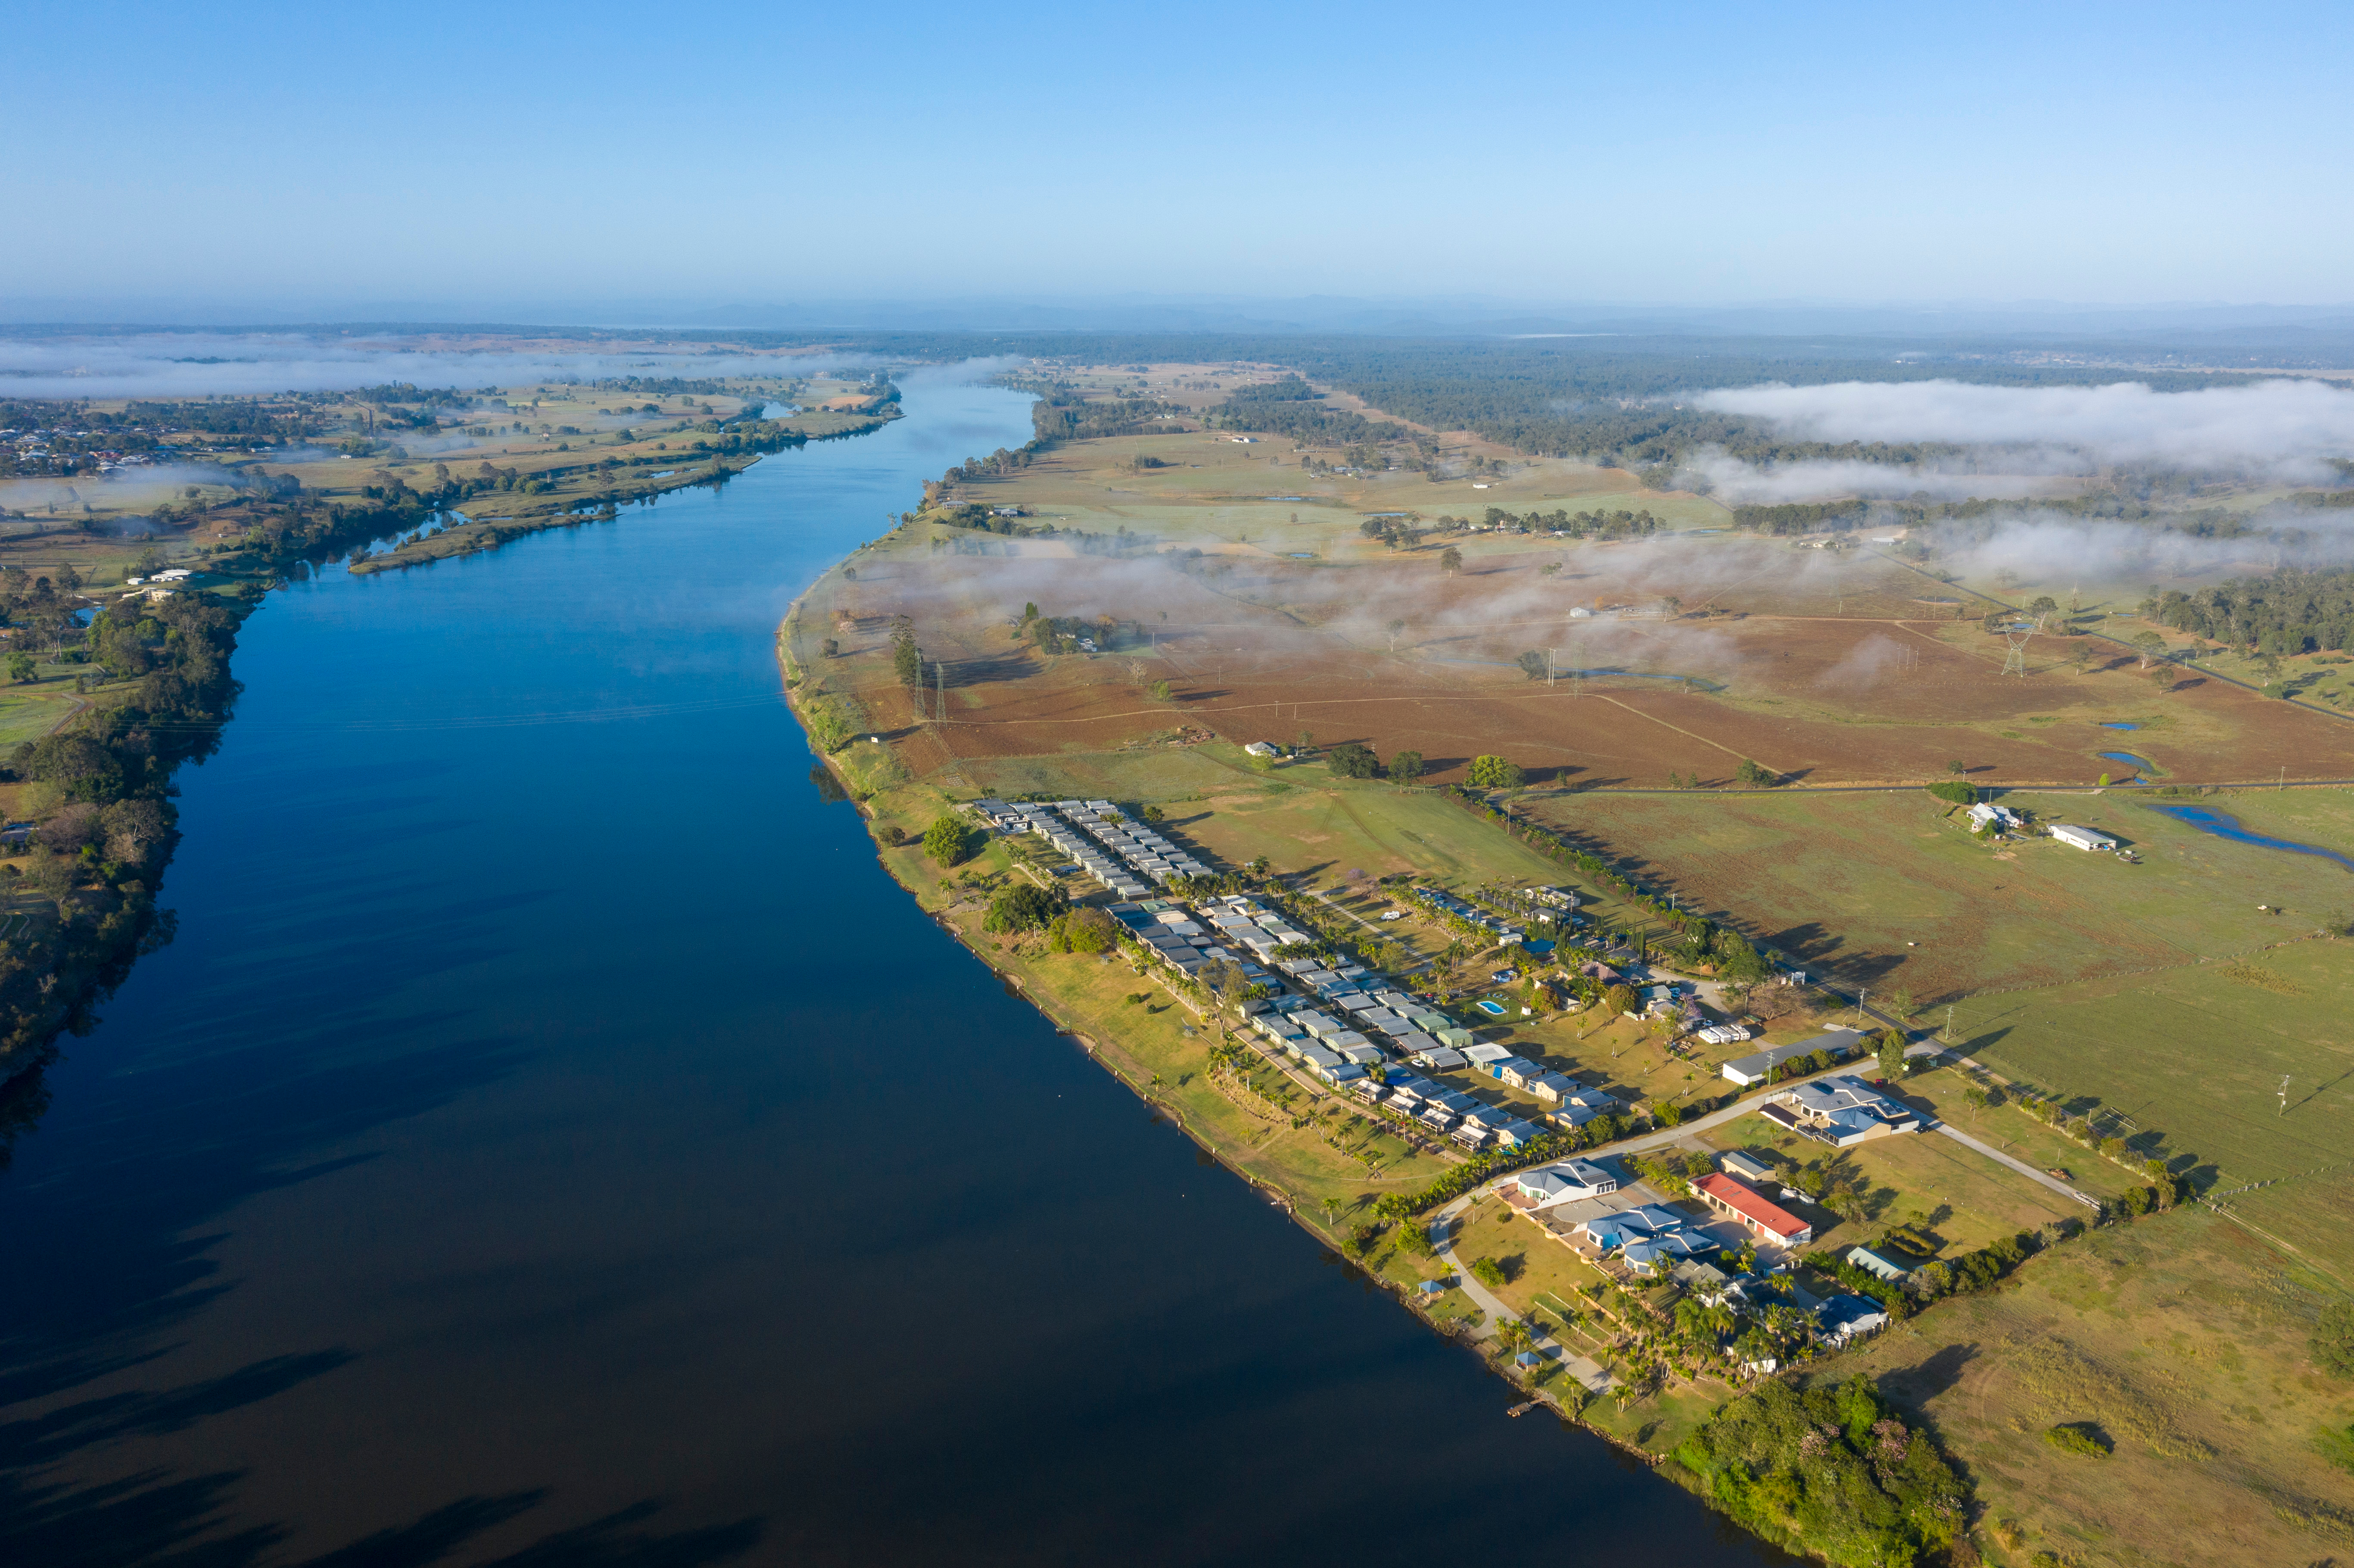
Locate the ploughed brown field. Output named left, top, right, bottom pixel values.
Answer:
left=804, top=534, right=2354, bottom=790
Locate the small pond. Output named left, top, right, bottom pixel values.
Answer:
left=2147, top=805, right=2354, bottom=873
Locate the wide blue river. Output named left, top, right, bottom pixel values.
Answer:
left=0, top=376, right=1781, bottom=1565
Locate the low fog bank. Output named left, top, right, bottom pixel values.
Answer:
left=1684, top=451, right=2078, bottom=505
left=1695, top=376, right=2354, bottom=485
left=0, top=332, right=863, bottom=401
left=1919, top=508, right=2354, bottom=587
left=0, top=461, right=246, bottom=519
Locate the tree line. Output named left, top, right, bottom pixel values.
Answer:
left=2148, top=566, right=2354, bottom=655
left=0, top=587, right=246, bottom=1094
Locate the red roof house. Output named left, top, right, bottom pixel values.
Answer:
left=1694, top=1173, right=1814, bottom=1247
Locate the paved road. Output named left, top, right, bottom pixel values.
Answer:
left=1932, top=1120, right=2101, bottom=1209
left=1430, top=1198, right=1613, bottom=1391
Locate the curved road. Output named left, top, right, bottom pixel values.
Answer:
left=1431, top=1197, right=1613, bottom=1391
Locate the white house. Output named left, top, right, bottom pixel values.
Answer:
left=1966, top=802, right=2020, bottom=831
left=1525, top=1070, right=1578, bottom=1103
left=1243, top=740, right=1282, bottom=758
left=1817, top=1294, right=1891, bottom=1344
left=2050, top=823, right=2117, bottom=852
left=1513, top=1160, right=1620, bottom=1207
left=1771, top=1076, right=1923, bottom=1146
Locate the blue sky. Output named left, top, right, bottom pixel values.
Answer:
left=11, top=0, right=2353, bottom=315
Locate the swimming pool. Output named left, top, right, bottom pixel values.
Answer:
left=1476, top=999, right=1507, bottom=1016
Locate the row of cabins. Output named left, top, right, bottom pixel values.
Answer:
left=1117, top=895, right=1316, bottom=980
left=1352, top=1069, right=1551, bottom=1151
left=972, top=798, right=1213, bottom=896
left=1252, top=981, right=1629, bottom=1147
left=1100, top=880, right=1636, bottom=1153
left=1414, top=885, right=1526, bottom=947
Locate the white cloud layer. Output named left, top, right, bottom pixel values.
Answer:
left=1695, top=377, right=2354, bottom=479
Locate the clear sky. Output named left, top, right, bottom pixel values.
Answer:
left=11, top=0, right=2353, bottom=317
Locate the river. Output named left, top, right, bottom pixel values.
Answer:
left=0, top=376, right=1784, bottom=1566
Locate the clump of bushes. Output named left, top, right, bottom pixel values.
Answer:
left=983, top=882, right=1066, bottom=933
left=2042, top=1423, right=2111, bottom=1459
left=2315, top=1300, right=2354, bottom=1379
left=921, top=813, right=972, bottom=867
left=1466, top=754, right=1524, bottom=790
left=1045, top=906, right=1123, bottom=954
left=1675, top=1375, right=1966, bottom=1567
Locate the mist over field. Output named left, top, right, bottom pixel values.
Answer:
left=0, top=333, right=853, bottom=400
left=1682, top=451, right=2073, bottom=505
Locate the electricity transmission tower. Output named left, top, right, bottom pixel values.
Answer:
left=2000, top=613, right=2044, bottom=678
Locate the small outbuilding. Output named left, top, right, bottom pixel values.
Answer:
left=1719, top=1150, right=1775, bottom=1184
left=1846, top=1245, right=1912, bottom=1283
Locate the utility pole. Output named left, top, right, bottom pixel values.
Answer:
left=1943, top=1005, right=1955, bottom=1045
left=936, top=660, right=947, bottom=722
left=1548, top=647, right=1556, bottom=687
left=2279, top=1074, right=2291, bottom=1116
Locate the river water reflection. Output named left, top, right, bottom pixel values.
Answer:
left=0, top=378, right=1785, bottom=1566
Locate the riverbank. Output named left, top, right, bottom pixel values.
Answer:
left=763, top=367, right=2354, bottom=1568
left=3, top=376, right=1794, bottom=1568
left=769, top=630, right=2012, bottom=1565
left=770, top=598, right=1719, bottom=1434
left=347, top=408, right=901, bottom=576
left=0, top=377, right=905, bottom=1114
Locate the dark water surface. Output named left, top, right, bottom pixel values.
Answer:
left=0, top=380, right=1781, bottom=1567
left=2147, top=803, right=2354, bottom=873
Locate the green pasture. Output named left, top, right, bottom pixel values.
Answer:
left=1527, top=785, right=2354, bottom=1007
left=964, top=431, right=1735, bottom=562
left=954, top=745, right=1254, bottom=805
left=1831, top=1209, right=2354, bottom=1568
left=1951, top=936, right=2354, bottom=1277
left=0, top=671, right=87, bottom=747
